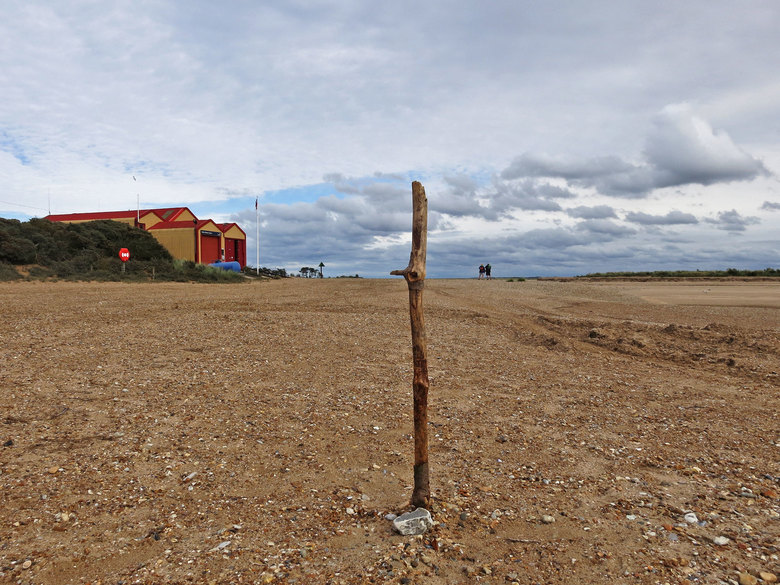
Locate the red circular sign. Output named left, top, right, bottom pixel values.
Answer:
left=118, top=248, right=130, bottom=262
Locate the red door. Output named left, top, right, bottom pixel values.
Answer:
left=225, top=238, right=237, bottom=262
left=200, top=233, right=220, bottom=264
left=237, top=239, right=245, bottom=267
left=224, top=238, right=246, bottom=267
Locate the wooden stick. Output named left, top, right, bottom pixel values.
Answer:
left=391, top=181, right=430, bottom=508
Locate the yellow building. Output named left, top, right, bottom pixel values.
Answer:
left=45, top=207, right=247, bottom=267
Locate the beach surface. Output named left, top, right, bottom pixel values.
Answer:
left=0, top=278, right=777, bottom=584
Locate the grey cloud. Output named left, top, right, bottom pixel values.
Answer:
left=418, top=226, right=598, bottom=261
left=314, top=176, right=417, bottom=232
left=519, top=228, right=588, bottom=249
left=705, top=209, right=760, bottom=232
left=761, top=200, right=780, bottom=211
left=501, top=153, right=633, bottom=181
left=437, top=222, right=643, bottom=273
left=624, top=210, right=698, bottom=225
left=433, top=175, right=487, bottom=217
left=372, top=171, right=406, bottom=181
left=501, top=152, right=652, bottom=197
left=361, top=182, right=409, bottom=203
left=432, top=176, right=572, bottom=221
left=432, top=193, right=489, bottom=218
left=313, top=197, right=409, bottom=235
left=491, top=180, right=564, bottom=214
left=535, top=182, right=577, bottom=200
left=234, top=199, right=409, bottom=275
left=235, top=171, right=701, bottom=278
left=231, top=174, right=423, bottom=275
left=234, top=186, right=778, bottom=278
left=443, top=174, right=478, bottom=195
left=325, top=173, right=409, bottom=204
left=644, top=105, right=769, bottom=188
left=500, top=106, right=769, bottom=198
left=566, top=205, right=617, bottom=219
left=315, top=194, right=359, bottom=214
left=355, top=211, right=411, bottom=234
left=593, top=167, right=657, bottom=197
left=575, top=219, right=637, bottom=237
left=322, top=173, right=361, bottom=195
left=260, top=202, right=323, bottom=223
left=658, top=232, right=697, bottom=244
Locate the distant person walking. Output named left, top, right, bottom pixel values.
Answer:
left=485, top=263, right=492, bottom=280
left=478, top=264, right=485, bottom=279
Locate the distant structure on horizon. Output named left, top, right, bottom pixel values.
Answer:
left=45, top=207, right=247, bottom=268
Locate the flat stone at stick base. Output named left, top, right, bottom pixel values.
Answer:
left=392, top=508, right=433, bottom=535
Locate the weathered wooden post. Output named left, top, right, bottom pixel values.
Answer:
left=391, top=181, right=430, bottom=508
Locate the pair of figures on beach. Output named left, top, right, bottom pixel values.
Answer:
left=478, top=263, right=492, bottom=279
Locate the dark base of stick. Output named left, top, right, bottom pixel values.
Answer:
left=411, top=462, right=430, bottom=508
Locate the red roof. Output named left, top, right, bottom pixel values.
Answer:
left=45, top=207, right=195, bottom=223
left=46, top=208, right=244, bottom=238
left=147, top=218, right=222, bottom=231
left=45, top=210, right=140, bottom=222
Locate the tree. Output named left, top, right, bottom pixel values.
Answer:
left=319, top=262, right=325, bottom=278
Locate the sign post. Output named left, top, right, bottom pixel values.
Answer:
left=119, top=248, right=130, bottom=273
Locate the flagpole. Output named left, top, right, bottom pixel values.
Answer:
left=255, top=197, right=259, bottom=275
left=133, top=176, right=139, bottom=226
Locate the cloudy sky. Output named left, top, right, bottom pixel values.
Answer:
left=1, top=1, right=778, bottom=277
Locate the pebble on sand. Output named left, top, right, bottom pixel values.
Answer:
left=738, top=572, right=758, bottom=585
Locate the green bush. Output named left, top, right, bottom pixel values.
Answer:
left=0, top=218, right=244, bottom=283
left=582, top=268, right=779, bottom=278
left=28, top=266, right=52, bottom=278
left=152, top=259, right=243, bottom=283
left=0, top=262, right=21, bottom=281
left=0, top=221, right=37, bottom=264
left=242, top=266, right=288, bottom=278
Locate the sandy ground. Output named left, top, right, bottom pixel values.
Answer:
left=606, top=283, right=780, bottom=309
left=0, top=278, right=777, bottom=585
